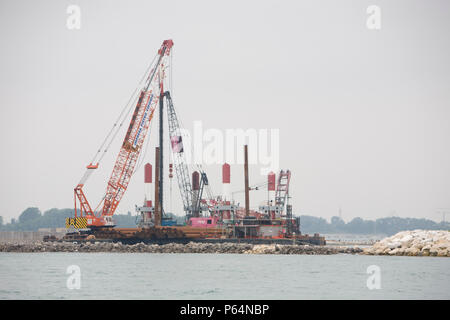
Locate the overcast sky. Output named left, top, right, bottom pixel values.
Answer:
left=0, top=0, right=449, bottom=223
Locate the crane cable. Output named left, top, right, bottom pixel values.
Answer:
left=89, top=53, right=158, bottom=166
left=232, top=181, right=269, bottom=195
left=173, top=102, right=215, bottom=201
left=165, top=57, right=215, bottom=202
left=88, top=53, right=159, bottom=214
left=170, top=97, right=207, bottom=199
left=135, top=50, right=172, bottom=175
left=169, top=49, right=173, bottom=97
left=133, top=108, right=155, bottom=174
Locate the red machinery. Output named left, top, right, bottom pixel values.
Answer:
left=73, top=40, right=174, bottom=228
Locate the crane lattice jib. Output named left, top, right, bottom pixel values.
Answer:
left=275, top=170, right=291, bottom=209
left=165, top=91, right=194, bottom=214
left=101, top=40, right=174, bottom=216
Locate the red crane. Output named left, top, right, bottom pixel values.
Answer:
left=72, top=40, right=174, bottom=228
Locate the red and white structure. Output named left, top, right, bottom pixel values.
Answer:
left=136, top=162, right=155, bottom=227
left=268, top=171, right=276, bottom=204
left=192, top=171, right=200, bottom=217
left=144, top=163, right=153, bottom=208
left=222, top=163, right=231, bottom=201
left=259, top=171, right=285, bottom=219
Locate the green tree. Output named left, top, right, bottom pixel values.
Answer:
left=299, top=215, right=330, bottom=234
left=345, top=217, right=366, bottom=233
left=19, top=207, right=41, bottom=223
left=330, top=216, right=345, bottom=232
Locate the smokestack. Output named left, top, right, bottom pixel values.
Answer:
left=192, top=171, right=200, bottom=217
left=222, top=163, right=230, bottom=201
left=154, top=147, right=161, bottom=226
left=144, top=163, right=153, bottom=208
left=192, top=171, right=200, bottom=191
left=244, top=145, right=249, bottom=217
left=268, top=171, right=275, bottom=205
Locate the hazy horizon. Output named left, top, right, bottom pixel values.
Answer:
left=1, top=0, right=449, bottom=224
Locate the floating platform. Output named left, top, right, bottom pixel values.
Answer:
left=61, top=226, right=326, bottom=245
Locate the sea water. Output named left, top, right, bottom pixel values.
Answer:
left=0, top=252, right=448, bottom=299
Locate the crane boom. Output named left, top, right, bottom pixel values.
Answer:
left=101, top=90, right=157, bottom=216
left=275, top=169, right=291, bottom=213
left=73, top=40, right=173, bottom=228
left=165, top=91, right=194, bottom=216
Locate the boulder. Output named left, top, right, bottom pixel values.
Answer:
left=363, top=230, right=449, bottom=257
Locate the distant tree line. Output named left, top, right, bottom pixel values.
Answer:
left=0, top=207, right=184, bottom=231
left=0, top=207, right=139, bottom=231
left=0, top=208, right=449, bottom=236
left=299, top=215, right=449, bottom=236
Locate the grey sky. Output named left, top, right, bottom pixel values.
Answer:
left=0, top=0, right=449, bottom=223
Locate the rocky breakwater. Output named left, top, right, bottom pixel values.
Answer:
left=243, top=244, right=361, bottom=255
left=363, top=230, right=450, bottom=257
left=0, top=241, right=362, bottom=255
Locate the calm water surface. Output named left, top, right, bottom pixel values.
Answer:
left=0, top=253, right=448, bottom=299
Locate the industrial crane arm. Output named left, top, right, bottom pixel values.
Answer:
left=165, top=91, right=194, bottom=215
left=74, top=40, right=174, bottom=228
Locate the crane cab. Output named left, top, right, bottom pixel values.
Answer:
left=86, top=215, right=115, bottom=228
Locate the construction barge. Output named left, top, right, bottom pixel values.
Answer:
left=61, top=224, right=325, bottom=246
left=63, top=158, right=326, bottom=246
left=61, top=39, right=326, bottom=247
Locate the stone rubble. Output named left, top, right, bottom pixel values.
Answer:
left=0, top=241, right=362, bottom=255
left=362, top=230, right=450, bottom=257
